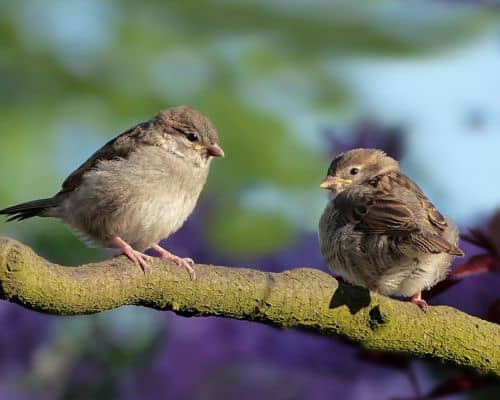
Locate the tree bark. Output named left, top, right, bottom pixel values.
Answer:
left=0, top=236, right=498, bottom=376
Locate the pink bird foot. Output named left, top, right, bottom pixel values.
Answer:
left=152, top=244, right=196, bottom=280
left=410, top=291, right=428, bottom=312
left=112, top=235, right=152, bottom=272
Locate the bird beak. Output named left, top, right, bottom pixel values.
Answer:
left=206, top=143, right=225, bottom=158
left=319, top=176, right=352, bottom=190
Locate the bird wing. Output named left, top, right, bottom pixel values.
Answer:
left=58, top=121, right=152, bottom=194
left=334, top=188, right=463, bottom=256
left=390, top=173, right=448, bottom=231
left=334, top=189, right=419, bottom=234
left=409, top=232, right=463, bottom=256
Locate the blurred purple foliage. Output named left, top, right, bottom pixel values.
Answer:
left=0, top=305, right=52, bottom=372
left=0, top=303, right=54, bottom=399
left=323, top=120, right=405, bottom=160
left=1, top=121, right=499, bottom=400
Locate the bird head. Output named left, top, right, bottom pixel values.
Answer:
left=320, top=148, right=399, bottom=195
left=155, top=106, right=224, bottom=164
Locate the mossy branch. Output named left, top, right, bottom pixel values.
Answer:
left=0, top=236, right=498, bottom=376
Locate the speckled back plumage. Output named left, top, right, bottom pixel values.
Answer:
left=319, top=148, right=463, bottom=297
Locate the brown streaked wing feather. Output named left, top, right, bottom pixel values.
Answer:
left=58, top=122, right=150, bottom=194
left=390, top=173, right=448, bottom=231
left=409, top=232, right=464, bottom=256
left=335, top=188, right=463, bottom=256
left=334, top=190, right=419, bottom=234
left=419, top=194, right=448, bottom=230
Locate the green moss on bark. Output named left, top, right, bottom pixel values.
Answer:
left=0, top=236, right=498, bottom=376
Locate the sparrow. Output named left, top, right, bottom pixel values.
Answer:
left=0, top=106, right=224, bottom=278
left=318, top=148, right=463, bottom=310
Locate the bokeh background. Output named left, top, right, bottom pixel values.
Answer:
left=1, top=1, right=500, bottom=399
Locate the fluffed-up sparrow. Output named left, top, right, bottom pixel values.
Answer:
left=318, top=148, right=463, bottom=310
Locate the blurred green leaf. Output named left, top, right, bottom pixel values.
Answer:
left=208, top=205, right=295, bottom=256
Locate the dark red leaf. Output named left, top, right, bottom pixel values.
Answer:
left=424, top=374, right=486, bottom=398
left=487, top=299, right=500, bottom=324
left=451, top=254, right=500, bottom=278
left=461, top=229, right=498, bottom=255
left=425, top=254, right=499, bottom=300
left=357, top=351, right=409, bottom=370
left=394, top=374, right=488, bottom=400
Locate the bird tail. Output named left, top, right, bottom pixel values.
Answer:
left=0, top=198, right=57, bottom=221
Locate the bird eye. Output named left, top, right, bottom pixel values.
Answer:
left=186, top=132, right=199, bottom=142
left=350, top=168, right=359, bottom=175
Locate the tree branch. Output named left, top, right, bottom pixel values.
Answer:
left=0, top=236, right=498, bottom=376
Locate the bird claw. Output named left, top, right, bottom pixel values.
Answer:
left=152, top=244, right=196, bottom=280
left=410, top=292, right=428, bottom=312
left=170, top=256, right=196, bottom=280
left=183, top=257, right=195, bottom=265
left=116, top=248, right=152, bottom=273
left=411, top=298, right=428, bottom=312
left=111, top=235, right=152, bottom=273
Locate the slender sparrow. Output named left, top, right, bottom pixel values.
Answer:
left=0, top=106, right=224, bottom=278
